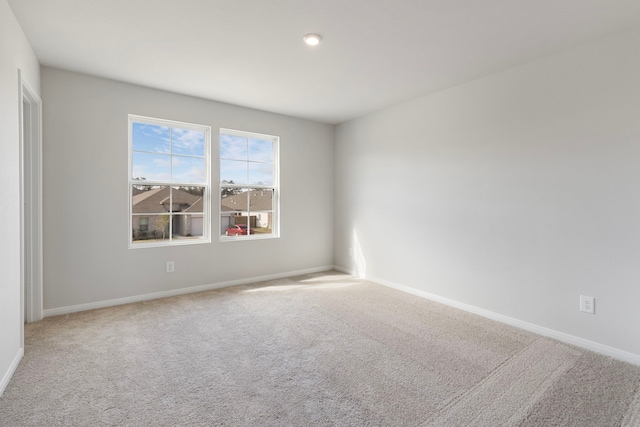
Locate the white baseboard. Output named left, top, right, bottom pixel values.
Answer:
left=0, top=348, right=24, bottom=397
left=333, top=265, right=640, bottom=366
left=333, top=265, right=354, bottom=275
left=44, top=266, right=335, bottom=317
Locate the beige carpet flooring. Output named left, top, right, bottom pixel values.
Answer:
left=1, top=271, right=639, bottom=426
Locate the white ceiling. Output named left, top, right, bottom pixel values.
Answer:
left=8, top=0, right=640, bottom=124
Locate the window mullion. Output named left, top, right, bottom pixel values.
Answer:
left=247, top=190, right=251, bottom=234
left=169, top=186, right=173, bottom=241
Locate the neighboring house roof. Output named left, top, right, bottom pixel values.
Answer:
left=221, top=190, right=273, bottom=212
left=183, top=197, right=203, bottom=213
left=132, top=186, right=203, bottom=214
left=132, top=187, right=270, bottom=214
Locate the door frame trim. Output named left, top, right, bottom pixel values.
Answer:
left=19, top=69, right=43, bottom=332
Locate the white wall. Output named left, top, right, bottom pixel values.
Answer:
left=41, top=67, right=334, bottom=311
left=335, top=29, right=640, bottom=359
left=0, top=0, right=40, bottom=394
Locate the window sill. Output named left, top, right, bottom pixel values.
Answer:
left=219, top=234, right=279, bottom=243
left=129, top=238, right=211, bottom=249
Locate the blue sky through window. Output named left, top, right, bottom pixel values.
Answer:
left=172, top=156, right=206, bottom=183
left=220, top=159, right=248, bottom=184
left=171, top=128, right=205, bottom=156
left=220, top=133, right=273, bottom=185
left=132, top=122, right=205, bottom=183
left=220, top=134, right=248, bottom=160
left=249, top=162, right=273, bottom=185
left=132, top=152, right=171, bottom=181
left=249, top=139, right=273, bottom=162
left=132, top=123, right=170, bottom=153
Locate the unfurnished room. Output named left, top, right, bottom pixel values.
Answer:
left=2, top=1, right=640, bottom=425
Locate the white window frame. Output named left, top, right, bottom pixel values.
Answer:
left=128, top=114, right=211, bottom=248
left=219, top=128, right=280, bottom=242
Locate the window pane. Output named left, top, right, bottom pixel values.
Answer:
left=248, top=189, right=273, bottom=211
left=248, top=162, right=273, bottom=186
left=132, top=123, right=170, bottom=153
left=220, top=189, right=274, bottom=236
left=132, top=185, right=169, bottom=214
left=252, top=212, right=273, bottom=234
left=249, top=189, right=273, bottom=235
left=153, top=215, right=171, bottom=240
left=221, top=189, right=248, bottom=236
left=222, top=222, right=252, bottom=237
left=248, top=138, right=273, bottom=163
left=172, top=156, right=206, bottom=184
left=171, top=186, right=204, bottom=213
left=132, top=152, right=171, bottom=182
left=171, top=128, right=205, bottom=157
left=221, top=189, right=248, bottom=212
left=221, top=159, right=248, bottom=185
left=133, top=214, right=170, bottom=242
left=172, top=214, right=205, bottom=239
left=220, top=134, right=247, bottom=160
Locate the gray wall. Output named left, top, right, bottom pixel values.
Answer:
left=335, top=29, right=640, bottom=358
left=42, top=67, right=334, bottom=311
left=0, top=0, right=41, bottom=393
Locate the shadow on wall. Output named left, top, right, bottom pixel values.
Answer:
left=353, top=230, right=367, bottom=278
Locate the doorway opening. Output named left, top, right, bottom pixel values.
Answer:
left=19, top=70, right=43, bottom=331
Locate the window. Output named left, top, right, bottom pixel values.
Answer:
left=220, top=129, right=279, bottom=240
left=129, top=115, right=211, bottom=247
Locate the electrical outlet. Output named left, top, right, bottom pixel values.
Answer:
left=166, top=261, right=174, bottom=273
left=580, top=295, right=595, bottom=314
left=348, top=247, right=353, bottom=257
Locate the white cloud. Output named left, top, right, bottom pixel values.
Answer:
left=153, top=158, right=171, bottom=167
left=172, top=128, right=204, bottom=155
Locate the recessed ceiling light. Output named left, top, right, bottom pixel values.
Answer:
left=303, top=34, right=322, bottom=46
